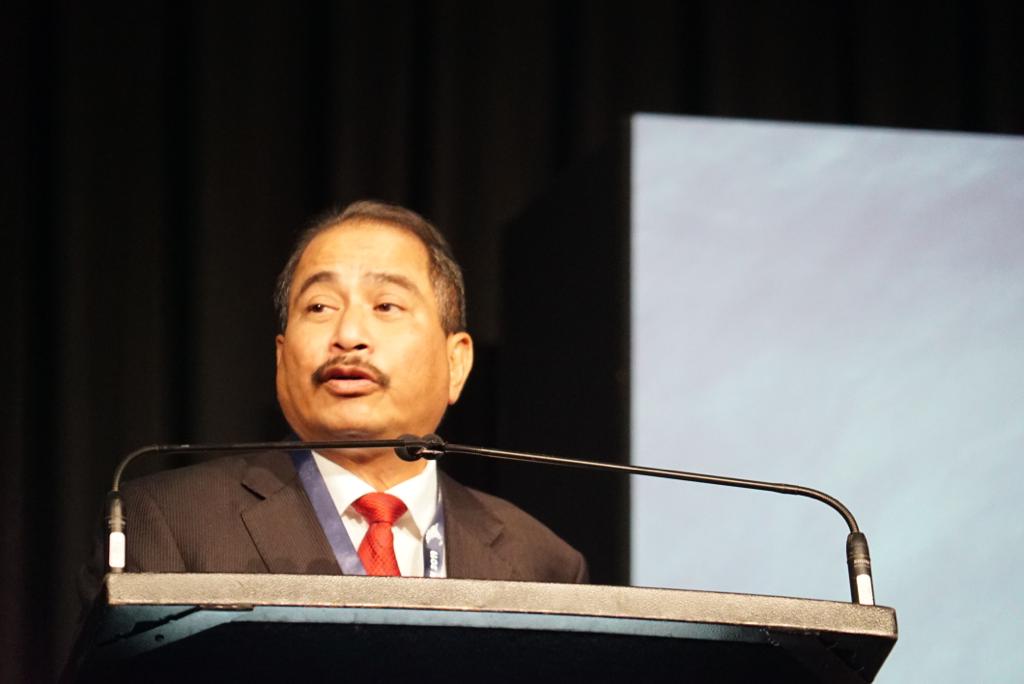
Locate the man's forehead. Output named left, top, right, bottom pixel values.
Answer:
left=297, top=220, right=430, bottom=273
left=295, top=269, right=422, bottom=301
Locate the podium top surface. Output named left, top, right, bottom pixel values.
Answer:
left=103, top=571, right=896, bottom=637
left=74, top=573, right=897, bottom=683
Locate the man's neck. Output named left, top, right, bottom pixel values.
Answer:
left=319, top=447, right=427, bottom=491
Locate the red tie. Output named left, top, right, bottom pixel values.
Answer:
left=352, top=493, right=408, bottom=576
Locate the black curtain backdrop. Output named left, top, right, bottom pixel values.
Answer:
left=5, top=1, right=1022, bottom=680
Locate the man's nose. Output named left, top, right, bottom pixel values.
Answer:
left=332, top=305, right=371, bottom=351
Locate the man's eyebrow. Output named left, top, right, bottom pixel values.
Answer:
left=294, top=271, right=337, bottom=300
left=365, top=271, right=423, bottom=297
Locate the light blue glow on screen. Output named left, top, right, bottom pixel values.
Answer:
left=629, top=114, right=1024, bottom=683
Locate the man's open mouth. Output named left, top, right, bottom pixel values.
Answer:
left=324, top=366, right=375, bottom=382
left=314, top=361, right=389, bottom=395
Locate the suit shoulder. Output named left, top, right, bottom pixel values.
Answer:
left=120, top=451, right=294, bottom=506
left=124, top=453, right=247, bottom=486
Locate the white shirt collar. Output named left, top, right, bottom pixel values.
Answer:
left=311, top=451, right=438, bottom=535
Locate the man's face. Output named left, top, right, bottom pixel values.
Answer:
left=275, top=220, right=473, bottom=442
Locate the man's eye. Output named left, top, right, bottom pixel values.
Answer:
left=376, top=302, right=400, bottom=313
left=306, top=303, right=328, bottom=313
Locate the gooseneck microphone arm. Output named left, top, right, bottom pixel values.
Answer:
left=424, top=442, right=860, bottom=529
left=398, top=434, right=876, bottom=606
left=109, top=439, right=410, bottom=493
left=106, top=435, right=875, bottom=606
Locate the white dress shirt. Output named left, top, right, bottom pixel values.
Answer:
left=311, top=452, right=445, bottom=577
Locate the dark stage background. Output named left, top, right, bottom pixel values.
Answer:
left=5, top=2, right=1022, bottom=680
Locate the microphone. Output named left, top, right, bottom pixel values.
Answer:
left=106, top=434, right=875, bottom=606
left=395, top=433, right=445, bottom=461
left=396, top=434, right=876, bottom=606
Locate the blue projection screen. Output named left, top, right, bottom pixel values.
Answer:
left=629, top=114, right=1024, bottom=683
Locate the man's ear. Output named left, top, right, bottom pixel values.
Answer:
left=446, top=332, right=474, bottom=404
left=275, top=334, right=284, bottom=367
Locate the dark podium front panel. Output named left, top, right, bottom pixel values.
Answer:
left=69, top=573, right=897, bottom=683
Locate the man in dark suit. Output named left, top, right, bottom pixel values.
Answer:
left=81, top=200, right=585, bottom=605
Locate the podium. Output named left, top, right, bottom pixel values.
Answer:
left=67, top=573, right=896, bottom=683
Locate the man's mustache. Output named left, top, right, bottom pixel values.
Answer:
left=312, top=356, right=391, bottom=389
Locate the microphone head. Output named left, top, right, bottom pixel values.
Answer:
left=420, top=433, right=445, bottom=460
left=394, top=434, right=446, bottom=461
left=395, top=434, right=423, bottom=462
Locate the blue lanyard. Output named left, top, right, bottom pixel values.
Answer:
left=290, top=450, right=446, bottom=577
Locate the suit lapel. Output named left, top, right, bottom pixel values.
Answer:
left=441, top=472, right=519, bottom=581
left=239, top=452, right=342, bottom=575
left=235, top=455, right=515, bottom=579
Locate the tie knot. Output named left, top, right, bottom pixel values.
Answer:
left=352, top=492, right=407, bottom=525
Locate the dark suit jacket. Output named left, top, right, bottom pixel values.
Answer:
left=80, top=451, right=587, bottom=608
